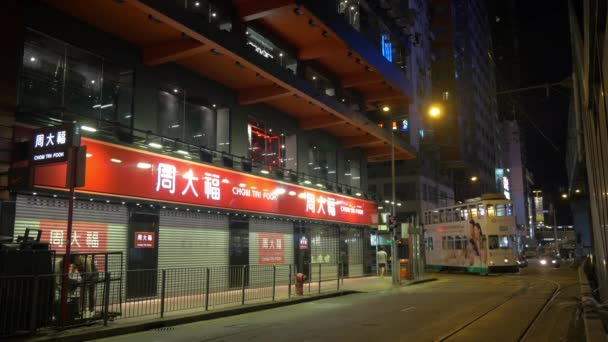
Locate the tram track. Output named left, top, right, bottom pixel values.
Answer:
left=435, top=277, right=561, bottom=342
left=518, top=280, right=579, bottom=341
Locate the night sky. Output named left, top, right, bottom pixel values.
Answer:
left=498, top=0, right=572, bottom=222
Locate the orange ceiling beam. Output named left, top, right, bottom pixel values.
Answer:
left=238, top=0, right=294, bottom=22
left=342, top=135, right=383, bottom=149
left=238, top=85, right=291, bottom=105
left=300, top=116, right=345, bottom=130
left=143, top=39, right=207, bottom=66
left=364, top=91, right=404, bottom=103
left=298, top=40, right=346, bottom=60
left=342, top=72, right=384, bottom=88
left=365, top=146, right=394, bottom=158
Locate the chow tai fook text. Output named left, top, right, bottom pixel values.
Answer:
left=134, top=232, right=155, bottom=248
left=31, top=125, right=74, bottom=164
left=33, top=139, right=379, bottom=225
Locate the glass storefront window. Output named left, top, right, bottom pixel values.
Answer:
left=245, top=117, right=296, bottom=173
left=244, top=28, right=297, bottom=75
left=337, top=0, right=360, bottom=30
left=308, top=143, right=337, bottom=183
left=19, top=29, right=134, bottom=125
left=157, top=86, right=228, bottom=150
left=344, top=159, right=361, bottom=188
left=247, top=123, right=284, bottom=167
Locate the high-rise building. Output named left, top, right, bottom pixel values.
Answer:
left=367, top=0, right=455, bottom=221
left=430, top=0, right=500, bottom=200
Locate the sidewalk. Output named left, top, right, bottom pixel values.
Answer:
left=27, top=275, right=437, bottom=342
left=577, top=265, right=608, bottom=342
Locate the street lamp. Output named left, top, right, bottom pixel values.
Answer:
left=382, top=105, right=399, bottom=285
left=428, top=105, right=441, bottom=118
left=470, top=176, right=478, bottom=182
left=561, top=193, right=568, bottom=199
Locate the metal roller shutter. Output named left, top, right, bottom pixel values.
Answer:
left=158, top=210, right=229, bottom=269
left=310, top=224, right=339, bottom=280
left=14, top=195, right=128, bottom=305
left=14, top=195, right=128, bottom=271
left=158, top=210, right=229, bottom=291
left=249, top=218, right=293, bottom=285
left=346, top=228, right=364, bottom=277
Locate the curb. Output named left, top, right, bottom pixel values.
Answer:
left=29, top=291, right=359, bottom=342
left=577, top=265, right=607, bottom=342
left=408, top=277, right=437, bottom=286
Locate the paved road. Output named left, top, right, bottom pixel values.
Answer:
left=96, top=262, right=583, bottom=342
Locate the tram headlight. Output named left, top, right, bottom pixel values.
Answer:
left=551, top=259, right=557, bottom=264
left=504, top=258, right=509, bottom=264
left=540, top=259, right=547, bottom=265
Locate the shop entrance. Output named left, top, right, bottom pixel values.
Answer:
left=229, top=217, right=249, bottom=288
left=126, top=208, right=159, bottom=299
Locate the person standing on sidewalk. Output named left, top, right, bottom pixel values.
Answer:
left=377, top=247, right=388, bottom=278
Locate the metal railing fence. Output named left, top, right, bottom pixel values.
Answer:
left=0, top=263, right=351, bottom=337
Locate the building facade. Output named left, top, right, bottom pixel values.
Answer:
left=569, top=0, right=608, bottom=301
left=1, top=0, right=419, bottom=285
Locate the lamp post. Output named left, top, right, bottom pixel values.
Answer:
left=383, top=106, right=399, bottom=285
left=552, top=193, right=568, bottom=256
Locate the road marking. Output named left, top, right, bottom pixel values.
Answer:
left=401, top=306, right=415, bottom=312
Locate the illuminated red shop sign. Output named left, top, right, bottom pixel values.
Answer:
left=34, top=139, right=379, bottom=225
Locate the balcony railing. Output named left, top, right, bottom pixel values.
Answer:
left=18, top=109, right=379, bottom=202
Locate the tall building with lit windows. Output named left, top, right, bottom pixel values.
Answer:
left=366, top=0, right=455, bottom=222
left=0, top=0, right=419, bottom=288
left=430, top=0, right=501, bottom=200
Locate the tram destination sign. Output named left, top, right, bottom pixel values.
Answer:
left=30, top=124, right=77, bottom=164
left=33, top=138, right=379, bottom=225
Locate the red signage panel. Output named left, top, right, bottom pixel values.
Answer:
left=34, top=139, right=379, bottom=225
left=258, top=232, right=284, bottom=264
left=134, top=232, right=155, bottom=248
left=40, top=220, right=108, bottom=254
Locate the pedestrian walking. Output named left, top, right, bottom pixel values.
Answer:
left=377, top=247, right=388, bottom=278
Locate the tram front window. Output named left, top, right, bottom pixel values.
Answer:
left=489, top=235, right=499, bottom=249
left=499, top=235, right=510, bottom=249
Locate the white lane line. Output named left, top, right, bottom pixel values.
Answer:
left=401, top=306, right=416, bottom=312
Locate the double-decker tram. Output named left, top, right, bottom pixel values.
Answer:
left=423, top=193, right=519, bottom=274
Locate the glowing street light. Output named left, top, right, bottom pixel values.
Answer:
left=382, top=106, right=390, bottom=112
left=470, top=176, right=478, bottom=182
left=561, top=193, right=568, bottom=199
left=428, top=105, right=441, bottom=118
